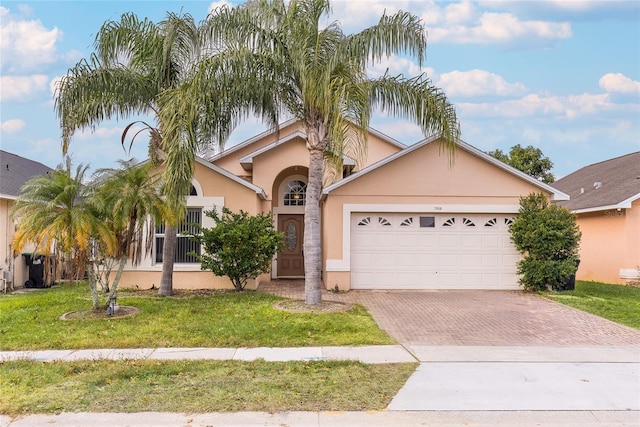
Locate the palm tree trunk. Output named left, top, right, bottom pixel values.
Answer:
left=86, top=262, right=99, bottom=310
left=304, top=147, right=324, bottom=305
left=104, top=255, right=127, bottom=308
left=158, top=224, right=176, bottom=296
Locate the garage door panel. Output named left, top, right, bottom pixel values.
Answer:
left=460, top=253, right=483, bottom=266
left=397, top=233, right=418, bottom=247
left=417, top=234, right=438, bottom=248
left=481, top=234, right=500, bottom=248
left=440, top=234, right=459, bottom=247
left=397, top=253, right=418, bottom=267
left=481, top=254, right=500, bottom=267
left=417, top=253, right=438, bottom=266
left=351, top=212, right=520, bottom=290
left=439, top=253, right=459, bottom=266
left=460, top=234, right=481, bottom=248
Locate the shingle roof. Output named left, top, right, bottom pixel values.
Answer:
left=552, top=151, right=640, bottom=212
left=0, top=150, right=53, bottom=199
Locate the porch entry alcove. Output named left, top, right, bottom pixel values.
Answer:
left=275, top=174, right=307, bottom=278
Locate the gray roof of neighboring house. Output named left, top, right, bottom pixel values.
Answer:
left=552, top=151, right=640, bottom=212
left=0, top=150, right=53, bottom=199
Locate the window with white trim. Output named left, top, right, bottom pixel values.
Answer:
left=283, top=180, right=306, bottom=206
left=155, top=207, right=202, bottom=263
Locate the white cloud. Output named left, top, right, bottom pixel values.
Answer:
left=1, top=119, right=26, bottom=133
left=429, top=11, right=571, bottom=45
left=441, top=1, right=476, bottom=26
left=437, top=69, right=527, bottom=97
left=329, top=1, right=409, bottom=31
left=0, top=75, right=49, bottom=101
left=599, top=73, right=640, bottom=95
left=367, top=55, right=430, bottom=79
left=0, top=6, right=62, bottom=72
left=208, top=1, right=234, bottom=13
left=458, top=92, right=614, bottom=119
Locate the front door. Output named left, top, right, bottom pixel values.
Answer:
left=277, top=214, right=304, bottom=277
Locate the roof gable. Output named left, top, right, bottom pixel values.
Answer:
left=212, top=119, right=406, bottom=163
left=238, top=131, right=307, bottom=170
left=194, top=157, right=267, bottom=199
left=0, top=150, right=53, bottom=199
left=552, top=151, right=640, bottom=212
left=323, top=137, right=569, bottom=201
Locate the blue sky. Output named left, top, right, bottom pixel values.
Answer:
left=1, top=1, right=639, bottom=179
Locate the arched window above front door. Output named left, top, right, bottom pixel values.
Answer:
left=284, top=180, right=306, bottom=206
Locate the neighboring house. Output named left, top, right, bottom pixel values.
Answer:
left=552, top=152, right=640, bottom=285
left=0, top=150, right=53, bottom=290
left=119, top=120, right=569, bottom=291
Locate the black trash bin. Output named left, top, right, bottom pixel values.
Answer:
left=24, top=254, right=45, bottom=288
left=563, top=258, right=581, bottom=291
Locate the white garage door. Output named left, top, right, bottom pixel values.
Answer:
left=351, top=213, right=520, bottom=290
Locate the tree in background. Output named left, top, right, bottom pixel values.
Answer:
left=488, top=144, right=555, bottom=183
left=509, top=193, right=581, bottom=292
left=190, top=208, right=284, bottom=291
left=161, top=0, right=459, bottom=304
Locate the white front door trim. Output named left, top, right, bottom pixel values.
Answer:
left=325, top=203, right=520, bottom=272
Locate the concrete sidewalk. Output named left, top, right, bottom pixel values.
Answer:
left=2, top=345, right=639, bottom=426
left=0, top=345, right=415, bottom=364
left=2, top=410, right=639, bottom=427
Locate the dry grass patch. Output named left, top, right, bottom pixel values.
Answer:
left=0, top=359, right=417, bottom=416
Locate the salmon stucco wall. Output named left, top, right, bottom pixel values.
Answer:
left=575, top=200, right=640, bottom=284
left=116, top=270, right=266, bottom=291
left=321, top=141, right=551, bottom=290
left=117, top=160, right=264, bottom=288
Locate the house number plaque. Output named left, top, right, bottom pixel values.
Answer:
left=604, top=210, right=625, bottom=217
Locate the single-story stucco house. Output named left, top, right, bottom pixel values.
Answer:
left=0, top=150, right=53, bottom=290
left=552, top=151, right=640, bottom=285
left=118, top=120, right=569, bottom=291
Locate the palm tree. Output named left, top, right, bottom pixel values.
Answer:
left=11, top=157, right=115, bottom=309
left=161, top=0, right=460, bottom=304
left=92, top=159, right=166, bottom=304
left=55, top=12, right=232, bottom=296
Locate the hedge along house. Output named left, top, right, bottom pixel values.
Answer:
left=551, top=152, right=640, bottom=285
left=118, top=120, right=569, bottom=291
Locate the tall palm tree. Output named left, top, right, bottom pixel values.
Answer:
left=11, top=157, right=115, bottom=308
left=92, top=159, right=166, bottom=304
left=55, top=12, right=232, bottom=296
left=161, top=0, right=460, bottom=304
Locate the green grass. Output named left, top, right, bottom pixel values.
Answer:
left=0, top=282, right=394, bottom=350
left=0, top=359, right=417, bottom=416
left=545, top=281, right=640, bottom=330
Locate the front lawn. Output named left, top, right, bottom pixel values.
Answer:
left=0, top=282, right=394, bottom=350
left=545, top=280, right=640, bottom=330
left=0, top=359, right=416, bottom=416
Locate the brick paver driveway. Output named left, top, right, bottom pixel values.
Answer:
left=260, top=282, right=640, bottom=346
